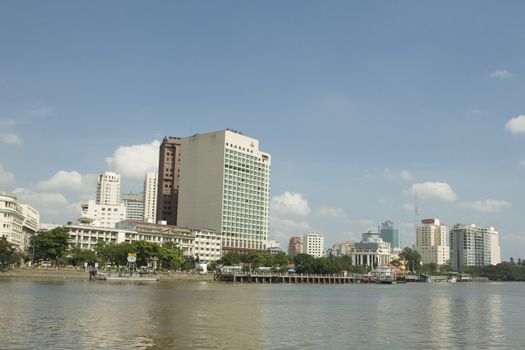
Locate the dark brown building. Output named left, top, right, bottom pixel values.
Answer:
left=156, top=136, right=182, bottom=225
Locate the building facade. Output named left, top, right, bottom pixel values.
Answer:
left=80, top=200, right=127, bottom=228
left=143, top=172, right=158, bottom=224
left=351, top=232, right=391, bottom=268
left=0, top=192, right=25, bottom=250
left=303, top=233, right=324, bottom=258
left=193, top=229, right=222, bottom=264
left=379, top=220, right=400, bottom=250
left=331, top=241, right=355, bottom=257
left=450, top=223, right=501, bottom=271
left=96, top=171, right=121, bottom=205
left=415, top=218, right=450, bottom=266
left=156, top=137, right=182, bottom=225
left=177, top=130, right=271, bottom=252
left=122, top=192, right=144, bottom=221
left=287, top=236, right=302, bottom=257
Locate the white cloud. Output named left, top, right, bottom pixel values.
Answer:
left=520, top=160, right=525, bottom=167
left=400, top=170, right=413, bottom=181
left=406, top=182, right=458, bottom=202
left=35, top=170, right=96, bottom=196
left=271, top=192, right=311, bottom=216
left=0, top=133, right=22, bottom=145
left=506, top=115, right=525, bottom=134
left=384, top=168, right=414, bottom=181
left=12, top=187, right=80, bottom=218
left=402, top=203, right=415, bottom=212
left=317, top=206, right=345, bottom=218
left=0, top=164, right=15, bottom=188
left=269, top=216, right=311, bottom=244
left=490, top=69, right=513, bottom=79
left=459, top=199, right=511, bottom=213
left=106, top=140, right=160, bottom=179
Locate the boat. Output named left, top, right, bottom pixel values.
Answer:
left=371, top=268, right=396, bottom=284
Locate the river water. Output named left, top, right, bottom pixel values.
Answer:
left=0, top=280, right=522, bottom=349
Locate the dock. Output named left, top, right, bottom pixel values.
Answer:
left=214, top=272, right=355, bottom=284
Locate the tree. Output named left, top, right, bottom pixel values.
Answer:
left=30, top=228, right=71, bottom=264
left=68, top=247, right=96, bottom=267
left=399, top=247, right=421, bottom=273
left=0, top=237, right=21, bottom=269
left=159, top=242, right=184, bottom=270
left=219, top=251, right=241, bottom=266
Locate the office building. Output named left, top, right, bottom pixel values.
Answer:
left=122, top=192, right=144, bottom=221
left=80, top=200, right=127, bottom=228
left=379, top=220, right=400, bottom=250
left=0, top=192, right=39, bottom=251
left=143, top=172, right=158, bottom=223
left=450, top=223, right=501, bottom=271
left=177, top=129, right=271, bottom=252
left=288, top=236, right=302, bottom=257
left=415, top=218, right=449, bottom=266
left=303, top=233, right=324, bottom=258
left=96, top=171, right=121, bottom=205
left=156, top=137, right=182, bottom=225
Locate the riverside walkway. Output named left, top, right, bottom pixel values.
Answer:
left=214, top=272, right=355, bottom=284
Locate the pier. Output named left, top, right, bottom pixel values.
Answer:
left=214, top=272, right=355, bottom=284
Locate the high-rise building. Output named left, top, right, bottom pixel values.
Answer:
left=288, top=236, right=302, bottom=257
left=177, top=129, right=271, bottom=252
left=156, top=137, right=182, bottom=225
left=415, top=218, right=450, bottom=266
left=379, top=220, right=400, bottom=250
left=122, top=192, right=144, bottom=221
left=96, top=172, right=121, bottom=205
left=143, top=172, right=158, bottom=224
left=450, top=223, right=501, bottom=271
left=331, top=241, right=355, bottom=257
left=303, top=233, right=324, bottom=258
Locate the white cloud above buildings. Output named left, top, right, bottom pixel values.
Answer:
left=399, top=170, right=414, bottom=181
left=105, top=140, right=160, bottom=179
left=406, top=182, right=458, bottom=202
left=12, top=187, right=80, bottom=217
left=384, top=168, right=414, bottom=181
left=505, top=115, right=525, bottom=134
left=490, top=69, right=513, bottom=79
left=0, top=133, right=22, bottom=145
left=459, top=199, right=511, bottom=213
left=271, top=191, right=311, bottom=217
left=316, top=206, right=346, bottom=219
left=0, top=164, right=15, bottom=188
left=35, top=170, right=97, bottom=196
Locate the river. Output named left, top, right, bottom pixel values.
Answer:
left=0, top=280, right=522, bottom=349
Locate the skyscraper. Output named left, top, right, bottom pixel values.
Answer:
left=96, top=172, right=121, bottom=205
left=415, top=218, right=450, bottom=266
left=156, top=137, right=182, bottom=225
left=379, top=220, right=400, bottom=250
left=287, top=236, right=302, bottom=257
left=177, top=129, right=271, bottom=252
left=450, top=223, right=501, bottom=271
left=143, top=172, right=158, bottom=224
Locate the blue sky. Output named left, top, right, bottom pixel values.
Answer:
left=1, top=1, right=524, bottom=259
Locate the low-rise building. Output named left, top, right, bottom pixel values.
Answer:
left=80, top=200, right=127, bottom=228
left=0, top=192, right=40, bottom=251
left=194, top=229, right=222, bottom=264
left=351, top=232, right=391, bottom=268
left=331, top=241, right=355, bottom=257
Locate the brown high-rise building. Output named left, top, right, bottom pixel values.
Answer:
left=288, top=236, right=302, bottom=257
left=156, top=136, right=182, bottom=225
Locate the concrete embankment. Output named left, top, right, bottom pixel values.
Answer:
left=0, top=268, right=215, bottom=282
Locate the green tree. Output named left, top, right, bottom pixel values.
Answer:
left=30, top=228, right=71, bottom=264
left=159, top=242, right=184, bottom=270
left=399, top=247, right=421, bottom=273
left=219, top=251, right=241, bottom=266
left=0, top=237, right=21, bottom=269
left=129, top=240, right=161, bottom=266
left=68, top=247, right=96, bottom=267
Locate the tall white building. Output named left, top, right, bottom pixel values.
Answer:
left=80, top=200, right=127, bottom=228
left=177, top=129, right=271, bottom=252
left=303, top=233, right=324, bottom=258
left=143, top=172, right=158, bottom=224
left=0, top=192, right=40, bottom=251
left=415, top=218, right=450, bottom=266
left=96, top=171, right=121, bottom=205
left=450, top=223, right=501, bottom=271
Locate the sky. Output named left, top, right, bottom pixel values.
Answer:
left=1, top=1, right=525, bottom=259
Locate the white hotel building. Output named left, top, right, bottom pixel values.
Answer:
left=415, top=219, right=450, bottom=266
left=177, top=130, right=271, bottom=252
left=0, top=192, right=39, bottom=251
left=303, top=233, right=325, bottom=258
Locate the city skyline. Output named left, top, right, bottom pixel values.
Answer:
left=1, top=1, right=525, bottom=259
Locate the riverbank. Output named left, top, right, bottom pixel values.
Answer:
left=0, top=268, right=215, bottom=281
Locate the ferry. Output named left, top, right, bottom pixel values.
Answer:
left=371, top=268, right=396, bottom=284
